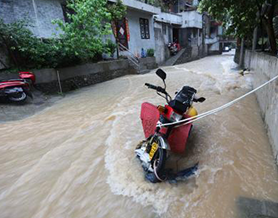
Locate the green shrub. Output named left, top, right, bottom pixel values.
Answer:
left=147, top=48, right=155, bottom=57
left=0, top=0, right=127, bottom=70
left=0, top=19, right=82, bottom=69
left=105, top=39, right=117, bottom=56
left=53, top=0, right=112, bottom=61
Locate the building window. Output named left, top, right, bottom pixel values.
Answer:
left=140, top=18, right=150, bottom=39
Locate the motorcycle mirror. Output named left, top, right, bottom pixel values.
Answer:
left=198, top=97, right=206, bottom=103
left=156, top=69, right=167, bottom=81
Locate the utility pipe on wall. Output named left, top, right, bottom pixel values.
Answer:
left=31, top=0, right=40, bottom=36
left=239, top=38, right=245, bottom=67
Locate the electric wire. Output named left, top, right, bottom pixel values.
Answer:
left=158, top=74, right=278, bottom=128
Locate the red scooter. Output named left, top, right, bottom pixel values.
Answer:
left=0, top=72, right=35, bottom=102
left=168, top=42, right=181, bottom=55
left=135, top=69, right=205, bottom=183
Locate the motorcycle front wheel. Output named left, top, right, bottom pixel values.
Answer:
left=8, top=91, right=27, bottom=102
left=151, top=136, right=167, bottom=181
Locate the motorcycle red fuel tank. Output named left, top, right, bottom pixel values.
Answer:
left=140, top=102, right=192, bottom=153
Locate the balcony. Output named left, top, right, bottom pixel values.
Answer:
left=153, top=12, right=182, bottom=25
left=179, top=10, right=202, bottom=29
left=205, top=36, right=219, bottom=45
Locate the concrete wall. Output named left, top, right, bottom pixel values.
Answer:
left=124, top=9, right=156, bottom=57
left=153, top=22, right=171, bottom=64
left=31, top=59, right=134, bottom=93
left=14, top=57, right=156, bottom=93
left=138, top=56, right=158, bottom=72
left=191, top=45, right=199, bottom=57
left=33, top=0, right=64, bottom=38
left=154, top=12, right=182, bottom=25
left=0, top=0, right=64, bottom=38
left=174, top=45, right=203, bottom=65
left=244, top=50, right=278, bottom=165
left=0, top=59, right=134, bottom=93
left=209, top=42, right=221, bottom=54
left=179, top=11, right=202, bottom=29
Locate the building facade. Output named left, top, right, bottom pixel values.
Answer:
left=0, top=0, right=223, bottom=69
left=0, top=0, right=65, bottom=38
left=108, top=0, right=160, bottom=60
left=153, top=12, right=182, bottom=63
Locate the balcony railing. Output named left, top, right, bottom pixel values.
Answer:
left=118, top=43, right=140, bottom=68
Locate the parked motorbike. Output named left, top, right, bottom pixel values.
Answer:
left=0, top=72, right=35, bottom=102
left=135, top=69, right=205, bottom=183
left=168, top=42, right=181, bottom=55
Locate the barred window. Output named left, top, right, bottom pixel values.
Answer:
left=140, top=18, right=150, bottom=39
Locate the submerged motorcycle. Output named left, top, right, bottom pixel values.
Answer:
left=0, top=72, right=35, bottom=102
left=135, top=69, right=205, bottom=183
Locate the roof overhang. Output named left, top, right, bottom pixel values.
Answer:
left=108, top=0, right=161, bottom=15
left=154, top=12, right=182, bottom=25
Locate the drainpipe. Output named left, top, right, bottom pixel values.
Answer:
left=31, top=0, right=40, bottom=36
left=252, top=27, right=258, bottom=51
left=56, top=70, right=63, bottom=95
left=239, top=38, right=245, bottom=67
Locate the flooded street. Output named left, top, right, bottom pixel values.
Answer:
left=0, top=54, right=278, bottom=218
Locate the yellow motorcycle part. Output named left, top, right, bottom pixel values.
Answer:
left=186, top=107, right=198, bottom=117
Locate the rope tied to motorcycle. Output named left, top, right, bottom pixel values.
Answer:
left=138, top=69, right=278, bottom=183
left=135, top=69, right=278, bottom=183
left=156, top=74, right=278, bottom=128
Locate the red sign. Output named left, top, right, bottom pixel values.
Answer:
left=111, top=21, right=117, bottom=38
left=125, top=18, right=130, bottom=41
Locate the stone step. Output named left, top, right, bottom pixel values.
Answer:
left=162, top=48, right=187, bottom=66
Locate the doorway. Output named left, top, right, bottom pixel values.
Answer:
left=116, top=18, right=129, bottom=50
left=173, top=28, right=180, bottom=43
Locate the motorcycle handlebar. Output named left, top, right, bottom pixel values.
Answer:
left=145, top=83, right=158, bottom=90
left=194, top=97, right=206, bottom=103
left=145, top=83, right=166, bottom=94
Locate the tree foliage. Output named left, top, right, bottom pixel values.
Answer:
left=108, top=0, right=127, bottom=21
left=0, top=0, right=127, bottom=69
left=148, top=0, right=177, bottom=11
left=199, top=0, right=263, bottom=39
left=0, top=19, right=68, bottom=69
left=54, top=0, right=112, bottom=61
left=199, top=0, right=277, bottom=53
left=274, top=16, right=278, bottom=37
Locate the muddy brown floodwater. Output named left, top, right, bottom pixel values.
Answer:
left=0, top=54, right=278, bottom=218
